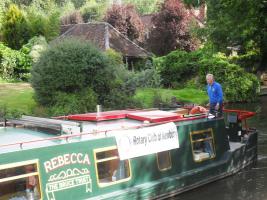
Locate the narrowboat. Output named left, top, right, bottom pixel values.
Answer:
left=0, top=107, right=257, bottom=200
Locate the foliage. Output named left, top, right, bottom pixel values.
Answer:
left=228, top=50, right=261, bottom=73
left=105, top=4, right=144, bottom=41
left=21, top=36, right=48, bottom=63
left=153, top=50, right=202, bottom=88
left=199, top=56, right=260, bottom=102
left=123, top=0, right=163, bottom=15
left=26, top=7, right=60, bottom=41
left=205, top=0, right=267, bottom=69
left=60, top=10, right=84, bottom=25
left=31, top=38, right=139, bottom=113
left=2, top=4, right=30, bottom=49
left=105, top=48, right=124, bottom=66
left=80, top=0, right=108, bottom=22
left=127, top=61, right=162, bottom=88
left=0, top=106, right=24, bottom=119
left=0, top=43, right=31, bottom=80
left=147, top=0, right=197, bottom=56
left=48, top=88, right=97, bottom=116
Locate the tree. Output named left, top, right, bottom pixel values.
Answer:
left=123, top=0, right=163, bottom=15
left=205, top=0, right=267, bottom=69
left=80, top=0, right=108, bottom=22
left=60, top=10, right=83, bottom=25
left=147, top=0, right=197, bottom=56
left=104, top=4, right=144, bottom=41
left=2, top=4, right=30, bottom=49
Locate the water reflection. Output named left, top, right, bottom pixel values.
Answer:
left=175, top=96, right=267, bottom=200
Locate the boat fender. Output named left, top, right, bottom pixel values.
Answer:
left=189, top=106, right=207, bottom=115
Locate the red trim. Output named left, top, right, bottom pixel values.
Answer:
left=223, top=109, right=256, bottom=120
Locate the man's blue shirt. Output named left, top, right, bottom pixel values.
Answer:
left=207, top=81, right=223, bottom=104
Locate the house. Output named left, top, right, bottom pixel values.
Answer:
left=59, top=22, right=151, bottom=70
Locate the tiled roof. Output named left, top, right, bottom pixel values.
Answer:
left=59, top=22, right=151, bottom=58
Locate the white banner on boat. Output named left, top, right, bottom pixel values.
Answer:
left=114, top=122, right=179, bottom=160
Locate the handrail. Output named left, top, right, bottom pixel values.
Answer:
left=223, top=109, right=256, bottom=120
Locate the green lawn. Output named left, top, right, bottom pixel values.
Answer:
left=134, top=88, right=208, bottom=108
left=0, top=83, right=36, bottom=114
left=0, top=83, right=208, bottom=116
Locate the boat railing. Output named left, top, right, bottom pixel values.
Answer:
left=223, top=109, right=256, bottom=132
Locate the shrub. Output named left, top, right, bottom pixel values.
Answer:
left=199, top=57, right=260, bottom=102
left=154, top=50, right=202, bottom=88
left=49, top=88, right=97, bottom=116
left=127, top=63, right=162, bottom=89
left=0, top=43, right=31, bottom=80
left=21, top=36, right=48, bottom=63
left=31, top=38, right=139, bottom=112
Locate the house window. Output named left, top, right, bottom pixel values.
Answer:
left=0, top=160, right=41, bottom=200
left=157, top=151, right=172, bottom=171
left=190, top=128, right=216, bottom=162
left=94, top=146, right=131, bottom=187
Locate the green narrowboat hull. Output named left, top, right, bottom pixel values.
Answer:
left=0, top=111, right=257, bottom=200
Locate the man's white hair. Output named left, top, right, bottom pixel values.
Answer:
left=206, top=73, right=214, bottom=80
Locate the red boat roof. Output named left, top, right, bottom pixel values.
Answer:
left=127, top=110, right=183, bottom=123
left=66, top=110, right=140, bottom=121
left=65, top=109, right=183, bottom=122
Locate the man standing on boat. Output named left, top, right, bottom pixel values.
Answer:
left=206, top=74, right=223, bottom=117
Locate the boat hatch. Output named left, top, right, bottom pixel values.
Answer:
left=127, top=110, right=183, bottom=123
left=65, top=110, right=140, bottom=121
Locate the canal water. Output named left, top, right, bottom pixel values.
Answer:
left=175, top=96, right=267, bottom=200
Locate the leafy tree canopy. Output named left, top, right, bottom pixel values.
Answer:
left=147, top=0, right=198, bottom=56
left=105, top=4, right=144, bottom=41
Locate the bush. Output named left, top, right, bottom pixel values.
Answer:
left=0, top=43, right=31, bottom=80
left=21, top=36, right=48, bottom=63
left=199, top=57, right=260, bottom=102
left=49, top=88, right=97, bottom=116
left=154, top=50, right=202, bottom=88
left=127, top=62, right=162, bottom=89
left=229, top=50, right=261, bottom=72
left=31, top=38, right=139, bottom=113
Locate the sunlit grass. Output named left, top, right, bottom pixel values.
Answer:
left=0, top=83, right=36, bottom=114
left=134, top=87, right=208, bottom=108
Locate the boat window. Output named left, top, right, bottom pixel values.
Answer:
left=0, top=161, right=41, bottom=200
left=157, top=151, right=172, bottom=171
left=190, top=128, right=216, bottom=162
left=94, top=146, right=131, bottom=187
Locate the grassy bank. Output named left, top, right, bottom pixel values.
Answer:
left=0, top=83, right=36, bottom=116
left=134, top=88, right=208, bottom=108
left=0, top=83, right=208, bottom=117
